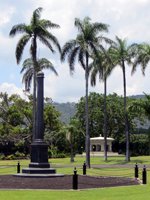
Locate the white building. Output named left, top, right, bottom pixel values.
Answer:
left=90, top=135, right=114, bottom=152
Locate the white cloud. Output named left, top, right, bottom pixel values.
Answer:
left=0, top=6, right=15, bottom=26
left=0, top=82, right=26, bottom=99
left=44, top=63, right=85, bottom=102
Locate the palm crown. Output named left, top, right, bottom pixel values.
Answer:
left=21, top=58, right=58, bottom=92
left=61, top=17, right=110, bottom=72
left=9, top=7, right=61, bottom=64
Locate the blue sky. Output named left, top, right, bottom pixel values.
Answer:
left=0, top=0, right=150, bottom=102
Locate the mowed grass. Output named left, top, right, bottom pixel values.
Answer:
left=0, top=184, right=150, bottom=200
left=0, top=155, right=150, bottom=200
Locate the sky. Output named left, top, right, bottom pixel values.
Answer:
left=0, top=0, right=150, bottom=102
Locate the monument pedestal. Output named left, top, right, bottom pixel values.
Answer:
left=21, top=140, right=57, bottom=175
left=29, top=140, right=50, bottom=168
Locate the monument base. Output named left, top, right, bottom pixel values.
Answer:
left=22, top=167, right=56, bottom=174
left=30, top=140, right=50, bottom=167
left=19, top=140, right=62, bottom=177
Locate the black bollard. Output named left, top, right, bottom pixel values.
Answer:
left=73, top=167, right=78, bottom=190
left=83, top=162, right=86, bottom=175
left=17, top=161, right=20, bottom=173
left=142, top=165, right=147, bottom=184
left=135, top=163, right=139, bottom=178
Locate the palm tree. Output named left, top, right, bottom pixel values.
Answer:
left=131, top=43, right=150, bottom=75
left=21, top=57, right=58, bottom=92
left=90, top=50, right=114, bottom=161
left=9, top=7, right=61, bottom=140
left=61, top=17, right=110, bottom=167
left=109, top=36, right=135, bottom=161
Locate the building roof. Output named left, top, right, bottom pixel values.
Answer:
left=90, top=136, right=114, bottom=141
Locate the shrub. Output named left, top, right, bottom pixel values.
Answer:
left=0, top=153, right=5, bottom=160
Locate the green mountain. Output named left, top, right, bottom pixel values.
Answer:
left=52, top=102, right=76, bottom=124
left=129, top=94, right=145, bottom=99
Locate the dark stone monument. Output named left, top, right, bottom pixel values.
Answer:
left=20, top=71, right=62, bottom=177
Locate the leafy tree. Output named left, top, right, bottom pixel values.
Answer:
left=44, top=101, right=67, bottom=154
left=62, top=118, right=84, bottom=162
left=61, top=17, right=110, bottom=167
left=0, top=93, right=32, bottom=155
left=0, top=93, right=66, bottom=156
left=142, top=94, right=150, bottom=119
left=9, top=7, right=61, bottom=141
left=75, top=92, right=145, bottom=154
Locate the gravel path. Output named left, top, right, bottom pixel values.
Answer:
left=0, top=175, right=140, bottom=190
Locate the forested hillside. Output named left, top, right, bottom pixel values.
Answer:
left=52, top=102, right=76, bottom=124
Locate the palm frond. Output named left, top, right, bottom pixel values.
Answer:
left=61, top=40, right=76, bottom=62
left=68, top=47, right=80, bottom=72
left=20, top=58, right=33, bottom=73
left=38, top=35, right=55, bottom=53
left=90, top=66, right=98, bottom=86
left=31, top=7, right=43, bottom=25
left=78, top=49, right=85, bottom=70
left=74, top=17, right=91, bottom=34
left=43, top=31, right=61, bottom=53
left=9, top=24, right=29, bottom=37
left=92, top=22, right=109, bottom=34
left=38, top=58, right=58, bottom=76
left=40, top=19, right=60, bottom=29
left=16, top=34, right=30, bottom=64
left=22, top=68, right=34, bottom=91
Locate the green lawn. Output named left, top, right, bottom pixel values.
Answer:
left=0, top=185, right=150, bottom=200
left=0, top=155, right=150, bottom=200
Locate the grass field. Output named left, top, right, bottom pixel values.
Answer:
left=0, top=155, right=150, bottom=200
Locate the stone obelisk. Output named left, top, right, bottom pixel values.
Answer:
left=22, top=71, right=55, bottom=175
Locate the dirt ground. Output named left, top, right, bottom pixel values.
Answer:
left=0, top=175, right=140, bottom=190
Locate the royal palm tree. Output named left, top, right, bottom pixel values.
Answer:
left=9, top=7, right=61, bottom=140
left=61, top=17, right=110, bottom=167
left=21, top=57, right=58, bottom=92
left=131, top=43, right=150, bottom=75
left=109, top=36, right=135, bottom=161
left=90, top=50, right=114, bottom=161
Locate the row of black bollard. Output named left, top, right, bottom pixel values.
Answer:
left=134, top=163, right=147, bottom=184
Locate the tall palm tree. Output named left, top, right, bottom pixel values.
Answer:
left=109, top=36, right=135, bottom=161
left=90, top=50, right=114, bottom=161
left=9, top=7, right=61, bottom=140
left=21, top=57, right=58, bottom=92
left=61, top=17, right=110, bottom=167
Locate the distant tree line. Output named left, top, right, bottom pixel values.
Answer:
left=0, top=92, right=149, bottom=160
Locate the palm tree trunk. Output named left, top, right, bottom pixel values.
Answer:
left=85, top=53, right=90, bottom=168
left=31, top=36, right=37, bottom=141
left=104, top=76, right=107, bottom=161
left=70, top=137, right=74, bottom=162
left=122, top=61, right=130, bottom=162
